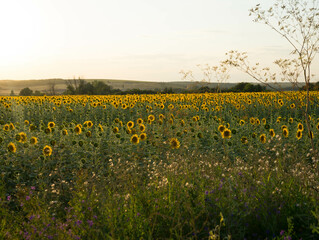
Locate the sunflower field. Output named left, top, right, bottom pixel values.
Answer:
left=1, top=92, right=319, bottom=239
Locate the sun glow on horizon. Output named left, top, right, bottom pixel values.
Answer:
left=0, top=0, right=318, bottom=82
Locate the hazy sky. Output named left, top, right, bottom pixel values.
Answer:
left=0, top=0, right=318, bottom=82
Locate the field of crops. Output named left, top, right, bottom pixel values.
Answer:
left=1, top=92, right=319, bottom=239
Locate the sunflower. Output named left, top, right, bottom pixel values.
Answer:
left=296, top=130, right=302, bottom=140
left=86, top=121, right=93, bottom=128
left=317, top=122, right=319, bottom=131
left=130, top=134, right=139, bottom=144
left=140, top=133, right=147, bottom=141
left=241, top=136, right=248, bottom=144
left=290, top=103, right=295, bottom=109
left=169, top=138, right=180, bottom=149
left=192, top=116, right=197, bottom=122
left=113, top=127, right=119, bottom=134
left=168, top=104, right=174, bottom=110
left=288, top=118, right=294, bottom=124
left=139, top=124, right=145, bottom=132
left=281, top=125, right=287, bottom=130
left=48, top=122, right=55, bottom=128
left=62, top=129, right=68, bottom=135
left=250, top=117, right=255, bottom=125
left=18, top=132, right=27, bottom=143
left=9, top=123, right=15, bottom=130
left=43, top=145, right=52, bottom=156
left=30, top=137, right=38, bottom=145
left=8, top=142, right=17, bottom=153
left=218, top=125, right=225, bottom=133
left=262, top=118, right=266, bottom=125
left=148, top=115, right=155, bottom=122
left=3, top=124, right=9, bottom=131
left=86, top=131, right=92, bottom=137
left=127, top=121, right=134, bottom=129
left=239, top=120, right=245, bottom=126
left=98, top=124, right=104, bottom=132
left=222, top=128, right=231, bottom=139
left=260, top=134, right=266, bottom=144
left=126, top=128, right=132, bottom=134
left=308, top=131, right=314, bottom=139
left=159, top=114, right=165, bottom=120
left=29, top=124, right=36, bottom=131
left=137, top=118, right=143, bottom=125
left=297, top=123, right=304, bottom=131
left=24, top=120, right=29, bottom=125
left=74, top=125, right=82, bottom=134
left=283, top=128, right=289, bottom=138
left=44, top=127, right=52, bottom=134
left=255, top=119, right=260, bottom=125
left=269, top=129, right=275, bottom=138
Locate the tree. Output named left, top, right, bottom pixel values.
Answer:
left=19, top=87, right=33, bottom=96
left=10, top=90, right=15, bottom=96
left=225, top=0, right=319, bottom=153
left=180, top=62, right=230, bottom=93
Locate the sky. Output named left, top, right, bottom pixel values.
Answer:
left=0, top=0, right=318, bottom=82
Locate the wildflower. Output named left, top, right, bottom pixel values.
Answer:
left=62, top=129, right=68, bottom=135
left=43, top=145, right=52, bottom=156
left=24, top=120, right=29, bottom=125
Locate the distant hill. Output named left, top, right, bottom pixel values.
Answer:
left=0, top=79, right=305, bottom=96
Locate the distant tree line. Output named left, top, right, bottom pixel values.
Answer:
left=17, top=80, right=318, bottom=96
left=300, top=81, right=319, bottom=91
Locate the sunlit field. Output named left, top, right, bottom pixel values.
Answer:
left=1, top=92, right=319, bottom=239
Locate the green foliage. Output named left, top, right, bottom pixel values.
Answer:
left=19, top=87, right=33, bottom=96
